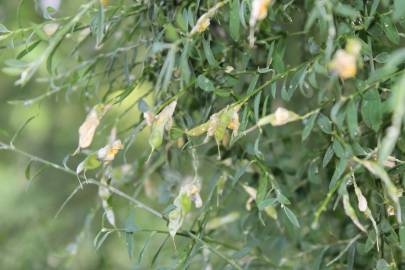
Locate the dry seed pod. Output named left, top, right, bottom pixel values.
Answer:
left=257, top=107, right=300, bottom=127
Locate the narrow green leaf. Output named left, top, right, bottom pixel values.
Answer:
left=380, top=15, right=399, bottom=44
left=393, top=0, right=405, bottom=21
left=346, top=99, right=359, bottom=139
left=317, top=113, right=333, bottom=134
left=25, top=160, right=34, bottom=181
left=334, top=3, right=360, bottom=18
left=180, top=41, right=191, bottom=84
left=283, top=206, right=300, bottom=228
left=329, top=158, right=348, bottom=190
left=332, top=139, right=345, bottom=159
left=379, top=73, right=405, bottom=164
left=197, top=75, right=215, bottom=92
left=229, top=0, right=240, bottom=41
left=323, top=144, right=334, bottom=168
left=0, top=23, right=10, bottom=34
left=361, top=89, right=382, bottom=132
left=399, top=225, right=405, bottom=253
left=376, top=259, right=390, bottom=270
left=202, top=39, right=218, bottom=67
left=302, top=112, right=318, bottom=141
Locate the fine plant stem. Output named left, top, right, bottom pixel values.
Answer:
left=0, top=141, right=163, bottom=220
left=186, top=231, right=243, bottom=270
left=0, top=141, right=245, bottom=268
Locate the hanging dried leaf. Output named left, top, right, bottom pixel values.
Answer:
left=99, top=177, right=115, bottom=227
left=352, top=176, right=380, bottom=250
left=168, top=180, right=203, bottom=238
left=342, top=186, right=366, bottom=232
left=355, top=158, right=401, bottom=223
left=143, top=111, right=155, bottom=126
left=77, top=104, right=110, bottom=151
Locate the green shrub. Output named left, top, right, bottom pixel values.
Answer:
left=2, top=0, right=405, bottom=269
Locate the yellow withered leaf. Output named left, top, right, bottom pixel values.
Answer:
left=190, top=2, right=226, bottom=36
left=78, top=104, right=110, bottom=150
left=97, top=140, right=123, bottom=162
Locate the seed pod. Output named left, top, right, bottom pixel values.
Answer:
left=187, top=122, right=209, bottom=137
left=257, top=107, right=300, bottom=127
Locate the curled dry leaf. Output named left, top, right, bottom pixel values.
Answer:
left=356, top=159, right=401, bottom=223
left=353, top=177, right=380, bottom=250
left=143, top=111, right=155, bottom=126
left=342, top=192, right=366, bottom=233
left=227, top=111, right=240, bottom=136
left=99, top=177, right=115, bottom=227
left=97, top=139, right=123, bottom=162
left=190, top=2, right=226, bottom=35
left=168, top=180, right=203, bottom=238
left=383, top=156, right=396, bottom=168
left=77, top=104, right=110, bottom=151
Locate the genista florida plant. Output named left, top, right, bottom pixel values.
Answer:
left=3, top=0, right=405, bottom=269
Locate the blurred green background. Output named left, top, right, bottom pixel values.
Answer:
left=0, top=1, right=181, bottom=269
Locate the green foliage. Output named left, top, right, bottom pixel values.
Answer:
left=2, top=0, right=405, bottom=269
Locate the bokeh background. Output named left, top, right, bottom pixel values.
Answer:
left=0, top=1, right=180, bottom=269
